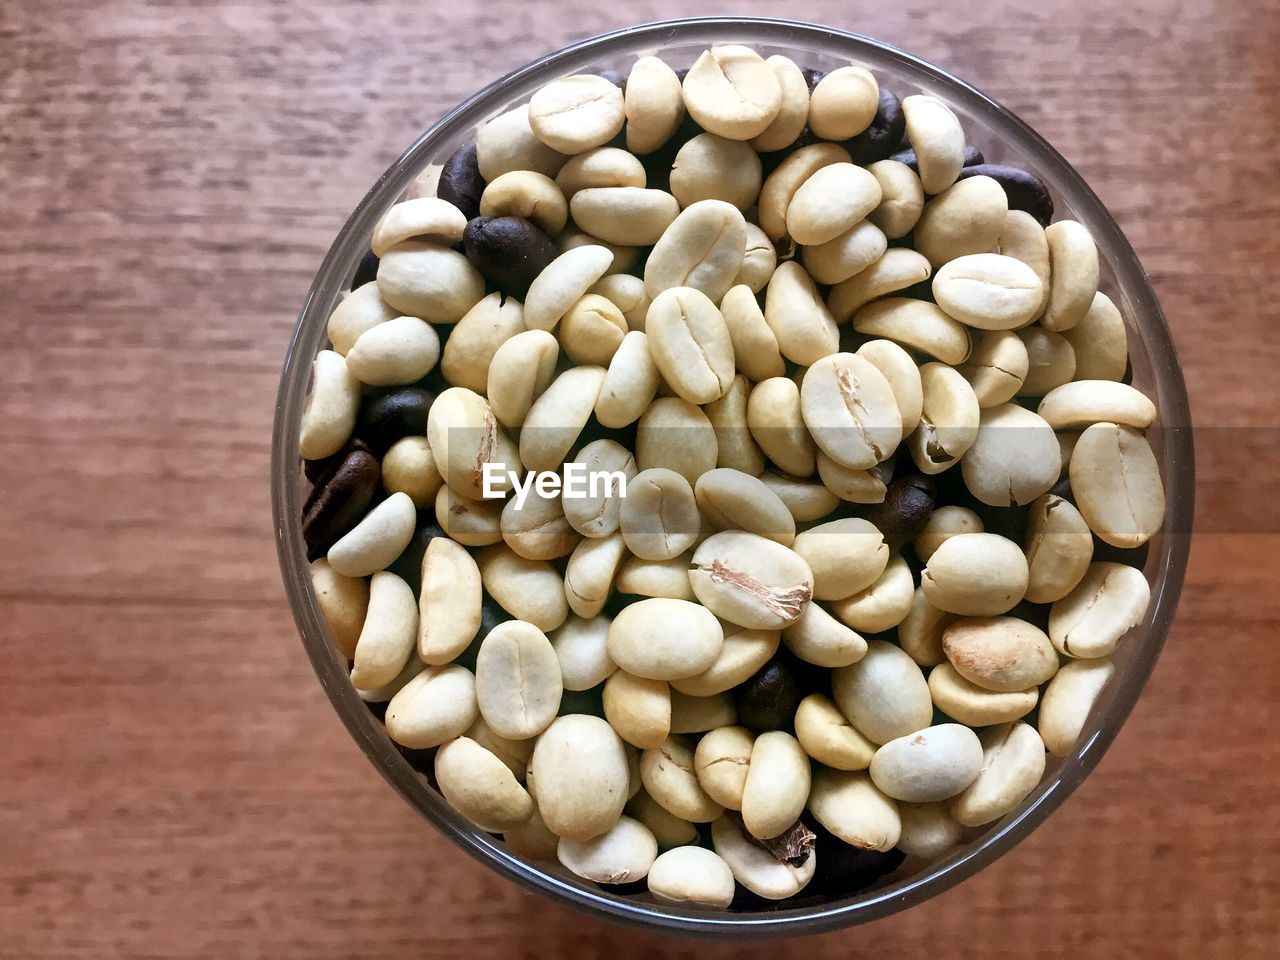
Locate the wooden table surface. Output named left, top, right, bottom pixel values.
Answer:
left=3, top=0, right=1277, bottom=956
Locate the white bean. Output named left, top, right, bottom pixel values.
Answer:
left=1037, top=658, right=1115, bottom=757
left=950, top=722, right=1047, bottom=826
left=711, top=815, right=815, bottom=899
left=475, top=620, right=563, bottom=740
left=299, top=350, right=359, bottom=460
left=436, top=737, right=534, bottom=832
left=648, top=846, right=736, bottom=907
left=350, top=571, right=417, bottom=691
left=385, top=664, right=478, bottom=749
left=530, top=714, right=630, bottom=841
left=1048, top=561, right=1151, bottom=659
left=326, top=492, right=417, bottom=578
left=550, top=614, right=617, bottom=692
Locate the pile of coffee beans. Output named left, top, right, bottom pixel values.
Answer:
left=298, top=43, right=1165, bottom=909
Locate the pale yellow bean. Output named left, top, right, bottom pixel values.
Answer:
left=808, top=67, right=878, bottom=140
left=299, top=350, right=359, bottom=460
left=519, top=365, right=606, bottom=472
left=794, top=693, right=877, bottom=770
left=705, top=375, right=766, bottom=476
left=1038, top=658, right=1115, bottom=757
left=523, top=245, right=614, bottom=332
left=720, top=285, right=786, bottom=382
left=476, top=105, right=567, bottom=180
left=418, top=536, right=482, bottom=664
left=829, top=554, right=914, bottom=634
left=349, top=571, right=418, bottom=691
left=528, top=74, right=626, bottom=154
left=645, top=199, right=747, bottom=304
left=327, top=282, right=395, bottom=356
left=867, top=160, right=924, bottom=239
left=1064, top=291, right=1128, bottom=381
left=913, top=176, right=1008, bottom=269
left=758, top=142, right=852, bottom=241
left=670, top=134, right=762, bottom=211
left=749, top=55, right=810, bottom=152
left=564, top=531, right=627, bottom=619
left=556, top=146, right=647, bottom=198
left=645, top=286, right=735, bottom=405
left=1042, top=220, right=1099, bottom=332
left=371, top=197, right=467, bottom=257
left=487, top=329, right=559, bottom=429
left=377, top=241, right=485, bottom=323
left=624, top=56, right=685, bottom=155
left=1070, top=423, right=1165, bottom=547
left=852, top=298, right=971, bottom=365
left=310, top=558, right=368, bottom=660
left=570, top=187, right=680, bottom=246
left=901, top=94, right=964, bottom=194
left=476, top=544, right=569, bottom=633
left=748, top=376, right=816, bottom=477
left=828, top=248, right=931, bottom=322
left=928, top=662, right=1038, bottom=726
left=681, top=45, right=783, bottom=140
left=480, top=170, right=568, bottom=235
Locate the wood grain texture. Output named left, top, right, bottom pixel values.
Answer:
left=2, top=0, right=1278, bottom=957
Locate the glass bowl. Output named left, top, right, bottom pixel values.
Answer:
left=272, top=16, right=1193, bottom=936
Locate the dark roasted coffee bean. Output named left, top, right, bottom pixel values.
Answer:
left=888, top=143, right=984, bottom=174
left=957, top=163, right=1054, bottom=226
left=846, top=88, right=905, bottom=166
left=437, top=143, right=485, bottom=220
left=355, top=386, right=434, bottom=455
left=869, top=474, right=937, bottom=550
left=351, top=249, right=380, bottom=289
left=736, top=655, right=805, bottom=733
left=304, top=437, right=371, bottom=485
left=463, top=215, right=557, bottom=299
left=302, top=447, right=380, bottom=555
left=804, top=816, right=906, bottom=895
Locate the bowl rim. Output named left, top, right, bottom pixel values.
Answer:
left=272, top=15, right=1194, bottom=937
